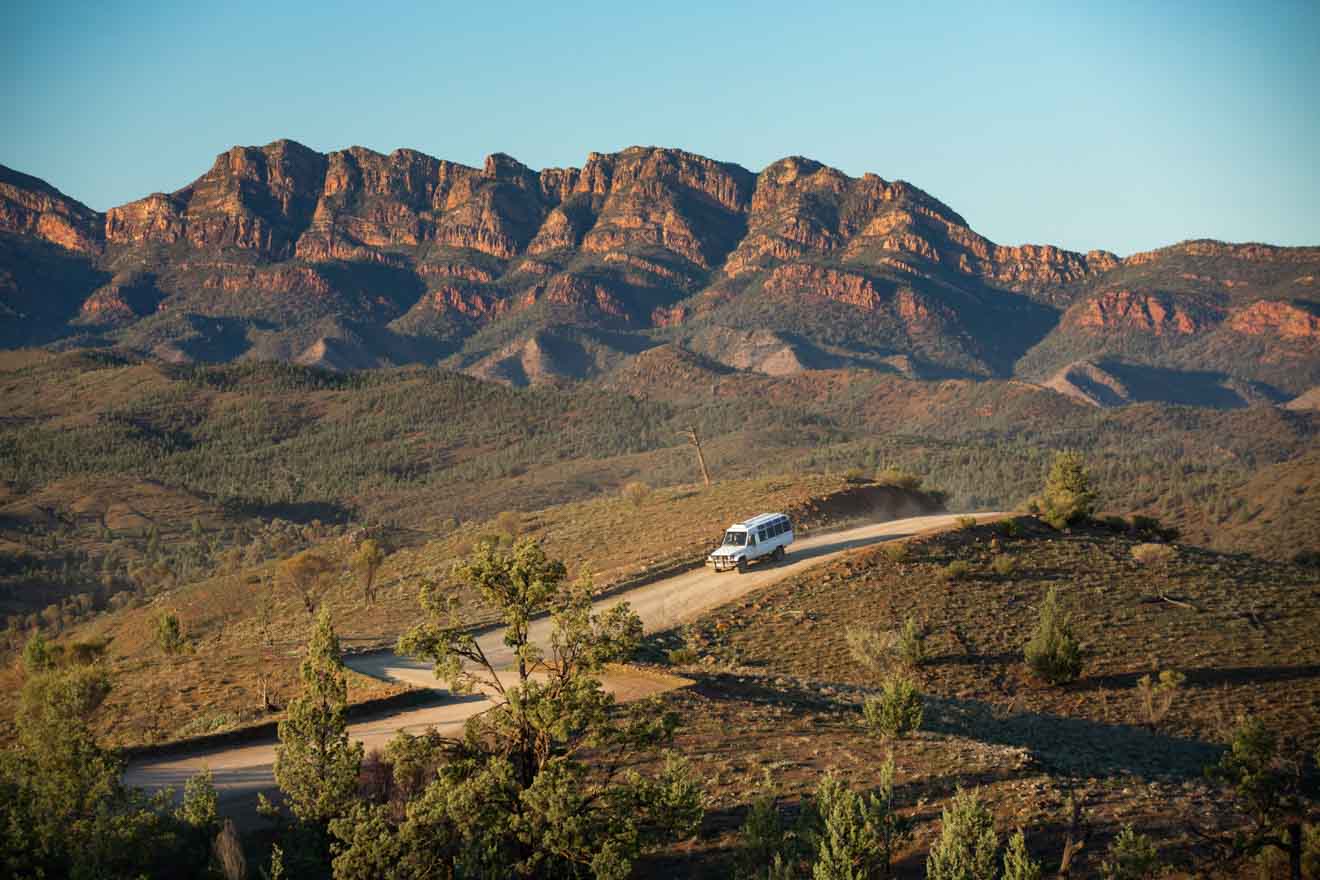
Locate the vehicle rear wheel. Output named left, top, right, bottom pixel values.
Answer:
left=736, top=558, right=748, bottom=574
left=773, top=545, right=785, bottom=562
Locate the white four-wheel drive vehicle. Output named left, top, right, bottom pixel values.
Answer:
left=706, top=512, right=794, bottom=573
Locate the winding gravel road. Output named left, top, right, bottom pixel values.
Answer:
left=124, top=511, right=994, bottom=825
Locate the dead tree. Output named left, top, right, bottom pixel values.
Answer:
left=684, top=424, right=712, bottom=487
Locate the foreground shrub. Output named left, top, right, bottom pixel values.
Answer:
left=1024, top=587, right=1082, bottom=684
left=991, top=554, right=1016, bottom=576
left=1131, top=542, right=1177, bottom=567
left=1100, top=825, right=1162, bottom=879
left=926, top=788, right=999, bottom=880
left=810, top=763, right=911, bottom=880
left=1002, top=829, right=1043, bottom=880
left=352, top=538, right=704, bottom=878
left=863, top=675, right=924, bottom=739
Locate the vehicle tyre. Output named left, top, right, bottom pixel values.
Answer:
left=773, top=545, right=785, bottom=562
left=737, top=558, right=748, bottom=574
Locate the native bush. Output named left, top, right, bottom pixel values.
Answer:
left=1024, top=587, right=1082, bottom=684
left=1038, top=451, right=1097, bottom=529
left=862, top=675, right=924, bottom=739
left=1100, top=825, right=1162, bottom=880
left=926, top=788, right=1000, bottom=880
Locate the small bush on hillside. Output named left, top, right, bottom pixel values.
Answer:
left=897, top=615, right=928, bottom=668
left=1037, top=451, right=1098, bottom=529
left=1135, top=669, right=1185, bottom=729
left=155, top=611, right=186, bottom=655
left=846, top=625, right=896, bottom=680
left=1100, top=825, right=1162, bottom=880
left=1025, top=587, right=1082, bottom=684
left=875, top=467, right=923, bottom=490
left=863, top=675, right=923, bottom=739
left=991, top=554, right=1016, bottom=576
left=22, top=631, right=57, bottom=673
left=944, top=560, right=972, bottom=582
left=995, top=518, right=1023, bottom=538
left=1131, top=543, right=1177, bottom=567
left=956, top=515, right=978, bottom=530
left=881, top=541, right=911, bottom=563
left=926, top=788, right=1000, bottom=880
left=666, top=647, right=699, bottom=666
left=621, top=481, right=651, bottom=507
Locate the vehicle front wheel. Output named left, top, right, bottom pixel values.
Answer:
left=736, top=558, right=748, bottom=574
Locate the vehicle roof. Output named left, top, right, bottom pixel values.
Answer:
left=732, top=512, right=790, bottom=529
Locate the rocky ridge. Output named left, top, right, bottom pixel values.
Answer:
left=1, top=142, right=1318, bottom=401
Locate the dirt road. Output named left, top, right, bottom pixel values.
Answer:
left=124, top=512, right=992, bottom=825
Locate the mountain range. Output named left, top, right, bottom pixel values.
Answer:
left=2, top=141, right=1317, bottom=407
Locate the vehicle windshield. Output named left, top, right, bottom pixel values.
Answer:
left=722, top=530, right=747, bottom=547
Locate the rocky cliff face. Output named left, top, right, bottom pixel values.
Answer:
left=1, top=144, right=1317, bottom=400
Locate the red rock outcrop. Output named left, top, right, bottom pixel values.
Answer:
left=1227, top=300, right=1320, bottom=341
left=0, top=165, right=103, bottom=254
left=1068, top=289, right=1221, bottom=335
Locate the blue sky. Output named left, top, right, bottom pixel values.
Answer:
left=5, top=1, right=1317, bottom=255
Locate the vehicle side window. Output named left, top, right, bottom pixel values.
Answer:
left=775, top=522, right=784, bottom=535
left=759, top=529, right=767, bottom=541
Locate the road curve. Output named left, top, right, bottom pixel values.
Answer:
left=124, top=511, right=995, bottom=825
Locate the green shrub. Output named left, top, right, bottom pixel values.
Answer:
left=991, top=554, right=1016, bottom=577
left=944, top=560, right=972, bottom=582
left=1100, top=825, right=1161, bottom=879
left=881, top=541, right=911, bottom=563
left=154, top=611, right=186, bottom=655
left=1024, top=587, right=1082, bottom=684
left=809, top=763, right=911, bottom=880
left=897, top=615, right=927, bottom=668
left=666, top=647, right=699, bottom=666
left=955, top=515, right=978, bottom=530
left=995, top=518, right=1023, bottom=538
left=22, top=631, right=58, bottom=673
left=1002, top=828, right=1043, bottom=880
left=862, top=675, right=923, bottom=739
left=875, top=467, right=923, bottom=490
left=1038, top=451, right=1097, bottom=529
left=926, top=788, right=999, bottom=880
